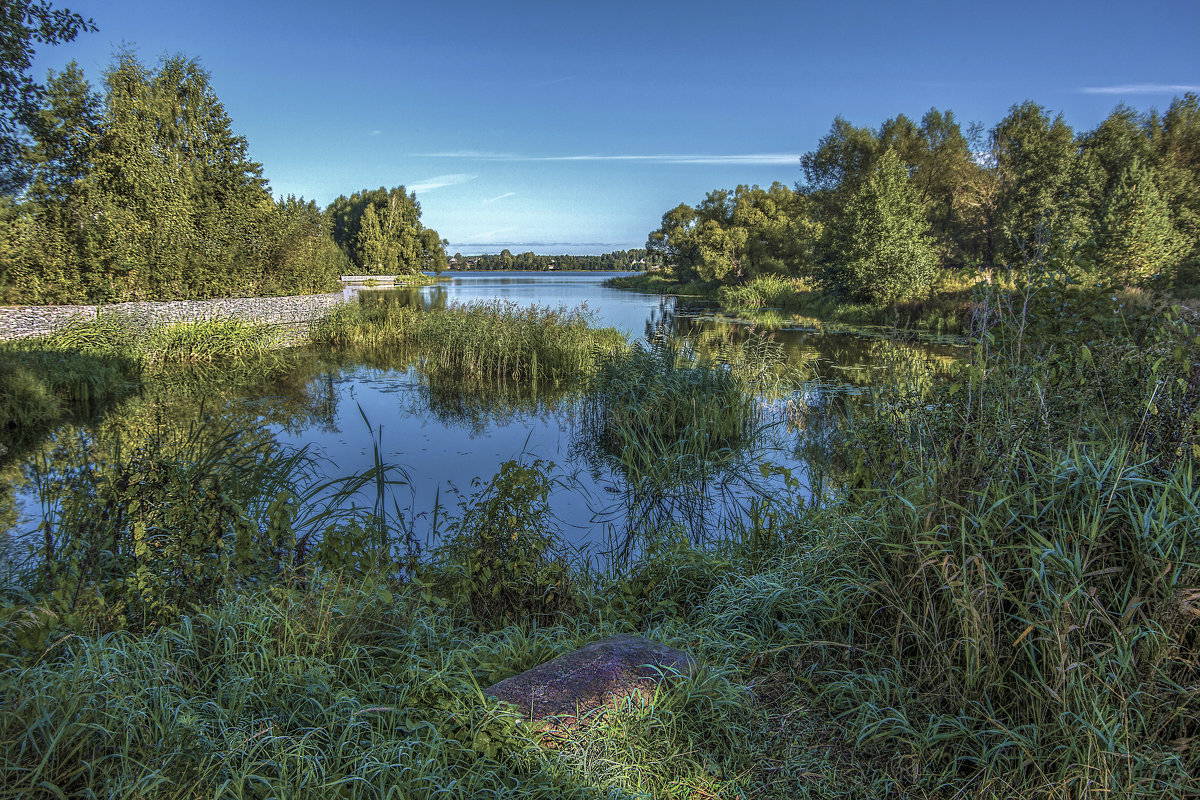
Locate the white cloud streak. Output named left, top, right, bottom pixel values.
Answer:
left=414, top=152, right=802, bottom=165
left=1081, top=83, right=1200, bottom=95
left=483, top=191, right=516, bottom=204
left=461, top=227, right=518, bottom=242
left=408, top=173, right=477, bottom=193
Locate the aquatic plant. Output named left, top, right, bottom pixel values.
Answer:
left=310, top=299, right=625, bottom=386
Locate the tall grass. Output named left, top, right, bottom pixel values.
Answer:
left=2, top=272, right=1196, bottom=798
left=0, top=315, right=301, bottom=456
left=311, top=300, right=625, bottom=386
left=715, top=272, right=974, bottom=335
left=578, top=332, right=797, bottom=547
left=793, top=276, right=1200, bottom=797
left=39, top=313, right=296, bottom=371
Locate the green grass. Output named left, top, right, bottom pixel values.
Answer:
left=311, top=299, right=626, bottom=386
left=1, top=276, right=1196, bottom=798
left=601, top=272, right=717, bottom=297
left=0, top=315, right=300, bottom=457
left=715, top=272, right=976, bottom=335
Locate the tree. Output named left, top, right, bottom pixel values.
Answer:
left=327, top=185, right=441, bottom=274
left=646, top=184, right=818, bottom=284
left=22, top=61, right=99, bottom=200
left=991, top=102, right=1086, bottom=270
left=820, top=149, right=938, bottom=303
left=800, top=116, right=881, bottom=223
left=77, top=53, right=272, bottom=298
left=1154, top=94, right=1200, bottom=276
left=0, top=0, right=95, bottom=192
left=1096, top=159, right=1184, bottom=284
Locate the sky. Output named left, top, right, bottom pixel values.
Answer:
left=28, top=0, right=1200, bottom=255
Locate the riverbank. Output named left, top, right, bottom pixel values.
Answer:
left=0, top=292, right=349, bottom=342
left=606, top=272, right=976, bottom=335
left=1, top=276, right=1195, bottom=798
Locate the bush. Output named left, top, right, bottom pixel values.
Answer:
left=426, top=458, right=577, bottom=626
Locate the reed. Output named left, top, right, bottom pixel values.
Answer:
left=310, top=299, right=625, bottom=386
left=0, top=316, right=299, bottom=454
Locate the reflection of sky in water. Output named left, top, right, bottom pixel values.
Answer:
left=272, top=362, right=806, bottom=553
left=6, top=272, right=962, bottom=557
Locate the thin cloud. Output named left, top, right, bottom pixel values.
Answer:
left=369, top=129, right=382, bottom=136
left=408, top=173, right=477, bottom=193
left=462, top=226, right=518, bottom=242
left=545, top=154, right=801, bottom=165
left=483, top=191, right=516, bottom=205
left=414, top=152, right=802, bottom=165
left=1081, top=83, right=1200, bottom=95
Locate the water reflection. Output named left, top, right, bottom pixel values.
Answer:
left=6, top=272, right=964, bottom=557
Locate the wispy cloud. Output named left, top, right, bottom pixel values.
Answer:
left=414, top=151, right=802, bottom=166
left=369, top=129, right=382, bottom=136
left=483, top=191, right=516, bottom=205
left=1081, top=83, right=1200, bottom=95
left=461, top=227, right=518, bottom=242
left=408, top=173, right=477, bottom=193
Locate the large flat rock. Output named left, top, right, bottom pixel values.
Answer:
left=485, top=634, right=697, bottom=725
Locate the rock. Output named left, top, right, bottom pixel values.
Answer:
left=484, top=634, right=697, bottom=728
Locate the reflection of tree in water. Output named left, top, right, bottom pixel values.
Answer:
left=7, top=352, right=345, bottom=541
left=412, top=380, right=581, bottom=436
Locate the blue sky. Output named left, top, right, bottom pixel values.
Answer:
left=30, top=0, right=1200, bottom=254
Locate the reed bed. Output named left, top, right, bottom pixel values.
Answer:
left=311, top=299, right=625, bottom=387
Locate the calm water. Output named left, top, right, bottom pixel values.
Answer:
left=3, top=272, right=962, bottom=557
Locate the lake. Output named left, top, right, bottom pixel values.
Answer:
left=2, top=272, right=962, bottom=562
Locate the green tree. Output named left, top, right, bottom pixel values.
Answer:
left=991, top=102, right=1087, bottom=269
left=22, top=61, right=100, bottom=200
left=1, top=52, right=337, bottom=304
left=1096, top=159, right=1184, bottom=284
left=821, top=149, right=938, bottom=303
left=328, top=185, right=440, bottom=274
left=1153, top=94, right=1200, bottom=279
left=800, top=116, right=881, bottom=223
left=77, top=53, right=272, bottom=298
left=646, top=184, right=818, bottom=284
left=0, top=0, right=95, bottom=192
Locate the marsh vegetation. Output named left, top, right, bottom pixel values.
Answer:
left=0, top=268, right=1195, bottom=799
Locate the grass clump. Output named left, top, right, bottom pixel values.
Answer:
left=311, top=299, right=625, bottom=387
left=423, top=457, right=578, bottom=628
left=714, top=271, right=974, bottom=335
left=601, top=271, right=716, bottom=297
left=578, top=332, right=794, bottom=546
left=584, top=335, right=761, bottom=474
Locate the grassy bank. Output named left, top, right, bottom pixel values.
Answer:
left=0, top=316, right=295, bottom=457
left=608, top=271, right=977, bottom=335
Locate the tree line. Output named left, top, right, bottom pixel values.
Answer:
left=451, top=249, right=651, bottom=271
left=0, top=51, right=446, bottom=304
left=649, top=100, right=1200, bottom=302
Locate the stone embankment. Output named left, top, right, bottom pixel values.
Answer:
left=0, top=291, right=352, bottom=342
